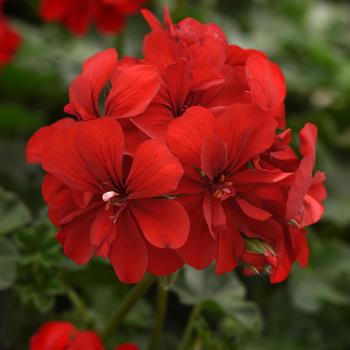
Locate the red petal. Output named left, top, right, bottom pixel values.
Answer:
left=232, top=169, right=292, bottom=185
left=126, top=140, right=183, bottom=199
left=130, top=198, right=189, bottom=249
left=203, top=191, right=227, bottom=238
left=73, top=331, right=104, bottom=350
left=41, top=118, right=124, bottom=193
left=132, top=103, right=174, bottom=140
left=141, top=8, right=163, bottom=31
left=217, top=104, right=277, bottom=172
left=39, top=0, right=68, bottom=20
left=201, top=134, right=227, bottom=180
left=67, top=49, right=118, bottom=119
left=215, top=204, right=244, bottom=274
left=115, top=343, right=140, bottom=350
left=26, top=118, right=75, bottom=163
left=236, top=197, right=271, bottom=221
left=301, top=194, right=324, bottom=227
left=166, top=106, right=216, bottom=167
left=56, top=210, right=96, bottom=265
left=146, top=242, right=184, bottom=276
left=177, top=194, right=217, bottom=269
left=246, top=54, right=286, bottom=127
left=90, top=206, right=116, bottom=248
left=143, top=31, right=185, bottom=71
left=95, top=5, right=124, bottom=34
left=105, top=64, right=161, bottom=118
left=30, top=321, right=75, bottom=350
left=109, top=209, right=147, bottom=284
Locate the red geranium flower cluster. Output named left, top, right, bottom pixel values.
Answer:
left=30, top=321, right=138, bottom=350
left=39, top=0, right=146, bottom=36
left=27, top=8, right=326, bottom=284
left=0, top=0, right=21, bottom=69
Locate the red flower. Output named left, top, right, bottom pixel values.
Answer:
left=29, top=118, right=189, bottom=283
left=131, top=9, right=286, bottom=140
left=30, top=321, right=104, bottom=350
left=166, top=105, right=289, bottom=273
left=0, top=0, right=21, bottom=70
left=39, top=0, right=146, bottom=36
left=115, top=344, right=139, bottom=350
left=26, top=7, right=326, bottom=284
left=64, top=48, right=160, bottom=154
left=240, top=123, right=326, bottom=282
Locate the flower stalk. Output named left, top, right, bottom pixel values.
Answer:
left=146, top=279, right=169, bottom=350
left=101, top=273, right=156, bottom=341
left=179, top=304, right=202, bottom=350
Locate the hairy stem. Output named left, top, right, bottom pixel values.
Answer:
left=101, top=273, right=156, bottom=341
left=179, top=304, right=202, bottom=350
left=146, top=280, right=169, bottom=350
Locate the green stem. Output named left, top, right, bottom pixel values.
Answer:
left=114, top=33, right=124, bottom=57
left=67, top=288, right=92, bottom=325
left=179, top=304, right=202, bottom=350
left=101, top=273, right=156, bottom=341
left=146, top=280, right=169, bottom=350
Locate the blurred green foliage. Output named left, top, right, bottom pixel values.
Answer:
left=1, top=0, right=350, bottom=349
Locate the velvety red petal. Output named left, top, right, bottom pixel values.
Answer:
left=90, top=206, right=117, bottom=248
left=232, top=169, right=292, bottom=185
left=246, top=54, right=286, bottom=127
left=301, top=194, right=324, bottom=227
left=26, top=118, right=75, bottom=164
left=166, top=106, right=216, bottom=167
left=215, top=203, right=244, bottom=274
left=105, top=64, right=161, bottom=118
left=132, top=103, right=174, bottom=140
left=41, top=118, right=124, bottom=193
left=143, top=31, right=186, bottom=71
left=201, top=134, right=227, bottom=181
left=130, top=198, right=189, bottom=249
left=109, top=209, right=147, bottom=284
left=126, top=140, right=183, bottom=199
left=67, top=48, right=118, bottom=120
left=56, top=210, right=96, bottom=265
left=177, top=194, right=217, bottom=269
left=236, top=197, right=271, bottom=221
left=217, top=104, right=277, bottom=172
left=146, top=242, right=184, bottom=276
left=202, top=191, right=227, bottom=238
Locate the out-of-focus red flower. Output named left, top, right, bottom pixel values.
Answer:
left=30, top=321, right=104, bottom=350
left=115, top=344, right=139, bottom=350
left=27, top=118, right=188, bottom=283
left=0, top=0, right=21, bottom=70
left=39, top=0, right=146, bottom=36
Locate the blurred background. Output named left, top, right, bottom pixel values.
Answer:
left=1, top=0, right=350, bottom=349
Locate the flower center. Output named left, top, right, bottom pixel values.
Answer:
left=199, top=170, right=235, bottom=200
left=102, top=190, right=127, bottom=222
left=211, top=174, right=235, bottom=200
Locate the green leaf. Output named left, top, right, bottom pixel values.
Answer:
left=172, top=266, right=262, bottom=331
left=0, top=187, right=31, bottom=236
left=290, top=237, right=350, bottom=313
left=0, top=238, right=19, bottom=290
